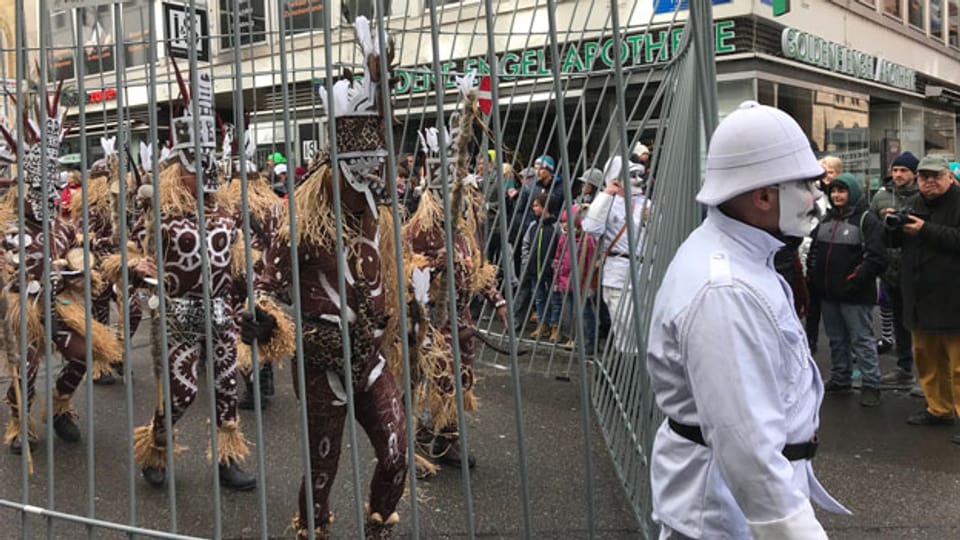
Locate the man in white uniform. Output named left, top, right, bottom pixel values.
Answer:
left=646, top=101, right=849, bottom=539
left=581, top=155, right=648, bottom=351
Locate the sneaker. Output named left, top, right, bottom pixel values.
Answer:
left=951, top=433, right=960, bottom=446
left=859, top=387, right=882, bottom=407
left=824, top=379, right=853, bottom=393
left=906, top=410, right=954, bottom=426
left=876, top=338, right=894, bottom=355
left=53, top=413, right=81, bottom=443
left=909, top=384, right=925, bottom=398
left=880, top=368, right=915, bottom=386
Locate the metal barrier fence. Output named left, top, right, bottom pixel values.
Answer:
left=0, top=0, right=716, bottom=538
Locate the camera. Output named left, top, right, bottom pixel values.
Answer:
left=884, top=208, right=928, bottom=229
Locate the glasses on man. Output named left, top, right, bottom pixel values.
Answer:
left=917, top=171, right=948, bottom=183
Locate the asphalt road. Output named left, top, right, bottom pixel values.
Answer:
left=0, top=322, right=958, bottom=539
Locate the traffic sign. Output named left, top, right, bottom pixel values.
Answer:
left=478, top=76, right=492, bottom=115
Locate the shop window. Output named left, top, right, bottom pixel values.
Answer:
left=884, top=0, right=902, bottom=18
left=757, top=79, right=775, bottom=107
left=925, top=109, right=956, bottom=157
left=909, top=0, right=925, bottom=29
left=932, top=0, right=944, bottom=38
left=284, top=0, right=323, bottom=34
left=717, top=79, right=754, bottom=120
left=949, top=0, right=959, bottom=46
left=902, top=107, right=924, bottom=158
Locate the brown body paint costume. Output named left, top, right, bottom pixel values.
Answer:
left=252, top=17, right=407, bottom=539
left=2, top=200, right=121, bottom=450
left=131, top=163, right=251, bottom=472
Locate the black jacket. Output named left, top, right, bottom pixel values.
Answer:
left=807, top=204, right=887, bottom=305
left=889, top=184, right=960, bottom=332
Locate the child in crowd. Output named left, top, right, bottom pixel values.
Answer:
left=552, top=204, right=598, bottom=349
left=521, top=193, right=560, bottom=339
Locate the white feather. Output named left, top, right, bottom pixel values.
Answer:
left=603, top=156, right=622, bottom=185
left=455, top=69, right=478, bottom=100
left=139, top=141, right=151, bottom=169
left=425, top=127, right=439, bottom=155
left=412, top=267, right=431, bottom=306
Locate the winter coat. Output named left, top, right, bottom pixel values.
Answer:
left=807, top=175, right=887, bottom=305
left=869, top=178, right=919, bottom=285
left=889, top=184, right=960, bottom=332
left=521, top=216, right=558, bottom=281
left=553, top=231, right=597, bottom=293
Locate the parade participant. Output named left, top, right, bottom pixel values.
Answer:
left=646, top=101, right=848, bottom=538
left=240, top=17, right=407, bottom=539
left=401, top=74, right=508, bottom=474
left=71, top=137, right=136, bottom=385
left=217, top=122, right=284, bottom=410
left=581, top=155, right=649, bottom=352
left=129, top=60, right=257, bottom=491
left=0, top=86, right=121, bottom=456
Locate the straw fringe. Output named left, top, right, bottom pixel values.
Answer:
left=405, top=188, right=442, bottom=236
left=133, top=424, right=186, bottom=468
left=277, top=165, right=349, bottom=251
left=55, top=293, right=122, bottom=371
left=4, top=416, right=38, bottom=446
left=207, top=419, right=251, bottom=464
left=236, top=296, right=294, bottom=371
left=157, top=163, right=220, bottom=217
left=4, top=293, right=43, bottom=360
left=221, top=175, right=276, bottom=225
left=69, top=176, right=112, bottom=223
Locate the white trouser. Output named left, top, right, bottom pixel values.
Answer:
left=603, top=284, right=638, bottom=353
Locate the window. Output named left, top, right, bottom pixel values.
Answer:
left=932, top=0, right=944, bottom=38
left=283, top=0, right=323, bottom=35
left=48, top=11, right=76, bottom=81
left=122, top=0, right=151, bottom=67
left=79, top=5, right=116, bottom=75
left=908, top=0, right=925, bottom=29
left=859, top=0, right=877, bottom=7
left=925, top=108, right=956, bottom=156
left=219, top=0, right=267, bottom=50
left=883, top=0, right=902, bottom=18
left=950, top=0, right=959, bottom=46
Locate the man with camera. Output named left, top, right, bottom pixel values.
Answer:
left=882, top=155, right=960, bottom=438
left=870, top=152, right=919, bottom=388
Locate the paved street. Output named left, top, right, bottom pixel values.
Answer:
left=0, top=323, right=959, bottom=539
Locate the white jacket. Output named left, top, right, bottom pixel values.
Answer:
left=581, top=191, right=648, bottom=289
left=646, top=207, right=849, bottom=539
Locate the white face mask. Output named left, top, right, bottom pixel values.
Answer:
left=778, top=180, right=822, bottom=237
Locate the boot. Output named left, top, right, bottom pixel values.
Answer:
left=548, top=325, right=560, bottom=342
left=259, top=364, right=274, bottom=398
left=238, top=376, right=269, bottom=411
left=529, top=324, right=546, bottom=339
left=93, top=370, right=116, bottom=385
left=53, top=412, right=81, bottom=443
left=219, top=459, right=256, bottom=491
left=6, top=416, right=38, bottom=455
left=141, top=466, right=166, bottom=487
left=434, top=437, right=476, bottom=469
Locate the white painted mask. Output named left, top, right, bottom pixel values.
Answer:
left=778, top=179, right=822, bottom=237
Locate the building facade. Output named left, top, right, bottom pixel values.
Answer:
left=16, top=0, right=960, bottom=186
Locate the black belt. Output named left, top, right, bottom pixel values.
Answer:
left=609, top=252, right=642, bottom=262
left=668, top=418, right=818, bottom=461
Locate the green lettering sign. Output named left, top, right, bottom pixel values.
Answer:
left=393, top=21, right=738, bottom=95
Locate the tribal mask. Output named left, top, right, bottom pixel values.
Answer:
left=165, top=58, right=219, bottom=193
left=318, top=16, right=396, bottom=214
